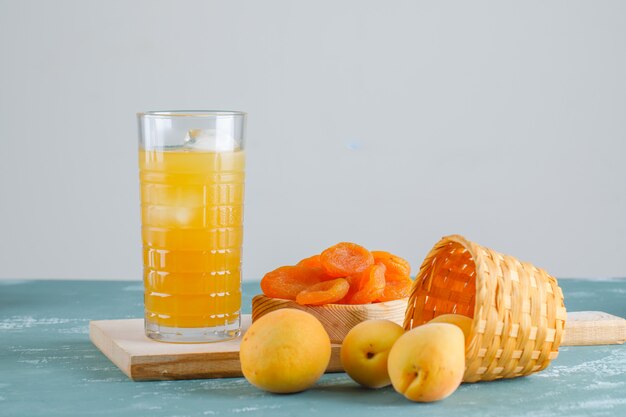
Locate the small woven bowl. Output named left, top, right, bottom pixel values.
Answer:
left=404, top=235, right=567, bottom=382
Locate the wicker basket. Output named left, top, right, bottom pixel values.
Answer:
left=404, top=235, right=567, bottom=382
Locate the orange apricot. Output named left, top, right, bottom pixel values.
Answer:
left=345, top=263, right=386, bottom=304
left=371, top=251, right=411, bottom=281
left=321, top=242, right=374, bottom=278
left=377, top=277, right=413, bottom=302
left=295, top=278, right=350, bottom=306
left=297, top=254, right=322, bottom=269
left=261, top=265, right=322, bottom=300
left=297, top=255, right=336, bottom=281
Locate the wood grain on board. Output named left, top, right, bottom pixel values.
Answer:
left=90, top=311, right=625, bottom=381
left=561, top=311, right=626, bottom=346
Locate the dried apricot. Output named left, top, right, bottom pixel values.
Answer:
left=262, top=244, right=410, bottom=305
left=377, top=277, right=413, bottom=302
left=296, top=278, right=350, bottom=306
left=320, top=242, right=374, bottom=278
left=339, top=266, right=377, bottom=304
left=297, top=254, right=322, bottom=269
left=296, top=255, right=335, bottom=281
left=261, top=265, right=322, bottom=300
left=344, top=263, right=386, bottom=304
left=371, top=251, right=411, bottom=281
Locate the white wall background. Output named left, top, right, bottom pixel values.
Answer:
left=0, top=0, right=624, bottom=281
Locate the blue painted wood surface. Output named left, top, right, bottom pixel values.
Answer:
left=1, top=279, right=625, bottom=417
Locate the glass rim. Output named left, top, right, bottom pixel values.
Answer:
left=138, top=110, right=246, bottom=118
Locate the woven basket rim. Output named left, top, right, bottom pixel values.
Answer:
left=409, top=234, right=483, bottom=346
left=440, top=233, right=480, bottom=320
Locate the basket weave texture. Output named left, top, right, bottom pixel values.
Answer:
left=404, top=235, right=567, bottom=382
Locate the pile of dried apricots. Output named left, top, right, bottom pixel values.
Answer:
left=260, top=242, right=413, bottom=305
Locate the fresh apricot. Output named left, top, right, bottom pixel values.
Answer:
left=341, top=320, right=405, bottom=388
left=429, top=314, right=473, bottom=347
left=321, top=242, right=374, bottom=278
left=296, top=278, right=350, bottom=305
left=388, top=323, right=465, bottom=402
left=241, top=309, right=331, bottom=393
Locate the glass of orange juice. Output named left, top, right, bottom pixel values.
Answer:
left=137, top=111, right=246, bottom=343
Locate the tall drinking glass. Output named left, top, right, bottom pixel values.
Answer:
left=137, top=111, right=246, bottom=343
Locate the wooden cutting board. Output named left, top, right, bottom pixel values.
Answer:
left=90, top=311, right=625, bottom=381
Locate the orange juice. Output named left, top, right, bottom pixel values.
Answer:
left=139, top=149, right=245, bottom=329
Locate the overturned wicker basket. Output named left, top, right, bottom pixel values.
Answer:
left=404, top=235, right=567, bottom=382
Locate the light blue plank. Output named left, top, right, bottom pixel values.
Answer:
left=0, top=279, right=625, bottom=417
